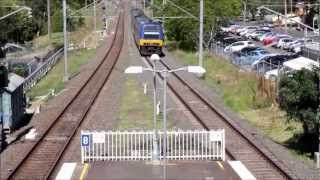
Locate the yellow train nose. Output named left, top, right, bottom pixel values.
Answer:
left=139, top=39, right=163, bottom=46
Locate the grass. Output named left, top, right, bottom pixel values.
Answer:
left=33, top=32, right=64, bottom=49
left=27, top=49, right=96, bottom=99
left=170, top=49, right=314, bottom=161
left=118, top=77, right=171, bottom=130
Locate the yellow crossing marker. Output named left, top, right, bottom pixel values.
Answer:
left=79, top=163, right=90, bottom=180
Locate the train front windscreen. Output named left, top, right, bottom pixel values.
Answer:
left=143, top=25, right=162, bottom=39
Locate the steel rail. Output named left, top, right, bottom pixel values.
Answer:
left=6, top=10, right=124, bottom=180
left=143, top=56, right=296, bottom=179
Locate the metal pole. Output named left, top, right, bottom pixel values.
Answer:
left=47, top=0, right=51, bottom=46
left=152, top=60, right=159, bottom=160
left=63, top=0, right=69, bottom=81
left=290, top=0, right=293, bottom=29
left=151, top=0, right=154, bottom=18
left=94, top=0, right=97, bottom=32
left=0, top=88, right=4, bottom=152
left=163, top=71, right=167, bottom=180
left=284, top=0, right=288, bottom=32
left=318, top=1, right=320, bottom=31
left=0, top=7, right=30, bottom=21
left=199, top=0, right=203, bottom=67
left=317, top=36, right=320, bottom=169
left=243, top=0, right=247, bottom=24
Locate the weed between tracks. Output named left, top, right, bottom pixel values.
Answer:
left=118, top=77, right=170, bottom=130
left=27, top=49, right=96, bottom=99
left=171, top=50, right=316, bottom=163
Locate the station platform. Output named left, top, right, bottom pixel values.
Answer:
left=55, top=160, right=256, bottom=180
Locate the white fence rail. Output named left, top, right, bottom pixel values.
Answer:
left=81, top=130, right=225, bottom=163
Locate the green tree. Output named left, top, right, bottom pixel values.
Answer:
left=0, top=0, right=86, bottom=45
left=278, top=67, right=319, bottom=135
left=155, top=0, right=242, bottom=50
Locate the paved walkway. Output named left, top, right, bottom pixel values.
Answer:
left=85, top=161, right=241, bottom=180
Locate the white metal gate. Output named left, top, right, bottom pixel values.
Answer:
left=81, top=130, right=225, bottom=163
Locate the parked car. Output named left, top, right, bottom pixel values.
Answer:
left=238, top=49, right=270, bottom=65
left=221, top=36, right=246, bottom=46
left=258, top=32, right=277, bottom=42
left=247, top=30, right=270, bottom=40
left=252, top=53, right=298, bottom=73
left=283, top=39, right=303, bottom=50
left=239, top=27, right=258, bottom=37
left=276, top=38, right=294, bottom=49
left=236, top=46, right=266, bottom=55
left=263, top=34, right=291, bottom=46
left=236, top=26, right=257, bottom=35
left=224, top=41, right=255, bottom=53
left=214, top=31, right=232, bottom=42
left=286, top=39, right=312, bottom=51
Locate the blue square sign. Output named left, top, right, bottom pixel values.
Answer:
left=81, top=134, right=91, bottom=147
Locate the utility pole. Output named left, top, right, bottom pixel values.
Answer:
left=94, top=0, right=97, bottom=32
left=243, top=0, right=247, bottom=24
left=290, top=0, right=293, bottom=29
left=199, top=0, right=203, bottom=68
left=284, top=0, right=288, bottom=32
left=318, top=0, right=320, bottom=30
left=151, top=0, right=154, bottom=17
left=47, top=0, right=51, bottom=46
left=317, top=30, right=320, bottom=169
left=63, top=0, right=68, bottom=81
left=162, top=71, right=168, bottom=180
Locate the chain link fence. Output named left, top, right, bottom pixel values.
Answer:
left=209, top=41, right=279, bottom=102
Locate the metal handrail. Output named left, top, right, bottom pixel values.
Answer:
left=23, top=48, right=63, bottom=92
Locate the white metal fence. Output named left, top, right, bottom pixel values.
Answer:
left=81, top=130, right=225, bottom=163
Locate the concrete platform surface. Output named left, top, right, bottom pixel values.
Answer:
left=85, top=160, right=241, bottom=180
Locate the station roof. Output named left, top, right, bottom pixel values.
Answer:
left=4, top=73, right=24, bottom=93
left=283, top=56, right=319, bottom=71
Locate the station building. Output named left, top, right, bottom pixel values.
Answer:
left=0, top=73, right=25, bottom=133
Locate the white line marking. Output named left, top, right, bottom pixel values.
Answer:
left=55, top=162, right=77, bottom=180
left=228, top=161, right=256, bottom=180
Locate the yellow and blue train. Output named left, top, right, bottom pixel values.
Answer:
left=131, top=8, right=164, bottom=56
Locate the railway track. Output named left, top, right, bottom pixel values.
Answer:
left=6, top=10, right=125, bottom=180
left=144, top=56, right=296, bottom=180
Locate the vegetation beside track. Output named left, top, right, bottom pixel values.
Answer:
left=171, top=49, right=317, bottom=163
left=27, top=3, right=108, bottom=99
left=27, top=49, right=96, bottom=99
